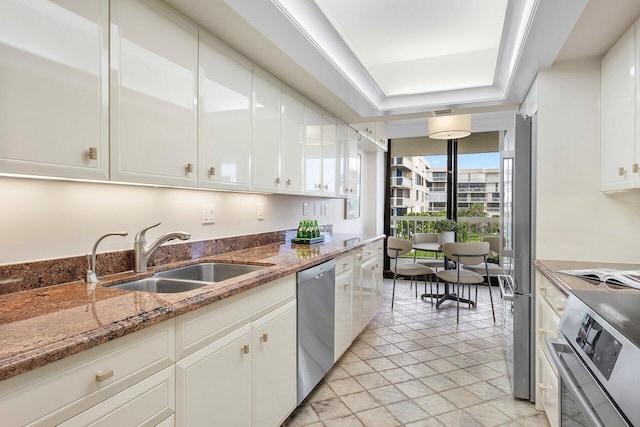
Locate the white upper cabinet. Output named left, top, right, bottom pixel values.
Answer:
left=280, top=90, right=305, bottom=194
left=347, top=127, right=361, bottom=197
left=199, top=31, right=252, bottom=190
left=336, top=124, right=349, bottom=197
left=601, top=25, right=636, bottom=191
left=252, top=70, right=282, bottom=192
left=0, top=0, right=109, bottom=180
left=110, top=0, right=198, bottom=187
left=322, top=115, right=337, bottom=197
left=304, top=105, right=323, bottom=196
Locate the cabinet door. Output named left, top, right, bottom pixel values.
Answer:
left=601, top=26, right=636, bottom=191
left=347, top=128, right=360, bottom=197
left=360, top=257, right=382, bottom=329
left=336, top=124, right=349, bottom=197
left=252, top=70, right=282, bottom=192
left=304, top=105, right=323, bottom=195
left=322, top=115, right=337, bottom=197
left=175, top=324, right=251, bottom=427
left=110, top=0, right=198, bottom=187
left=0, top=0, right=109, bottom=180
left=351, top=251, right=364, bottom=340
left=335, top=270, right=353, bottom=361
left=281, top=90, right=305, bottom=194
left=252, top=301, right=297, bottom=427
left=198, top=31, right=252, bottom=190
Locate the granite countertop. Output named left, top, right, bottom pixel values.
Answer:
left=535, top=259, right=640, bottom=296
left=0, top=233, right=384, bottom=382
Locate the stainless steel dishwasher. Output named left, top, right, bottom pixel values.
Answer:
left=297, top=258, right=336, bottom=404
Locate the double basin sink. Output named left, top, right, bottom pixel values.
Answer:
left=111, top=263, right=267, bottom=294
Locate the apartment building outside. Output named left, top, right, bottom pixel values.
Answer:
left=390, top=156, right=500, bottom=216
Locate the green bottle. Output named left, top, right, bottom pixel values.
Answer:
left=297, top=220, right=304, bottom=239
left=314, top=220, right=320, bottom=238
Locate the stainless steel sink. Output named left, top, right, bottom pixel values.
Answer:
left=155, top=263, right=265, bottom=282
left=111, top=277, right=208, bottom=293
left=111, top=262, right=266, bottom=293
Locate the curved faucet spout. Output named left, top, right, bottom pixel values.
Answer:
left=134, top=223, right=191, bottom=273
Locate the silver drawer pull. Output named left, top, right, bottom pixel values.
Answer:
left=95, top=369, right=113, bottom=382
left=87, top=147, right=98, bottom=160
left=261, top=333, right=268, bottom=342
left=242, top=344, right=250, bottom=354
left=186, top=163, right=194, bottom=173
left=209, top=166, right=216, bottom=176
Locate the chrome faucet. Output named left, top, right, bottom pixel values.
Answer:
left=134, top=223, right=191, bottom=273
left=87, top=231, right=128, bottom=283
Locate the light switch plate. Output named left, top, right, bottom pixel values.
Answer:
left=257, top=203, right=265, bottom=220
left=202, top=204, right=215, bottom=224
left=303, top=202, right=311, bottom=216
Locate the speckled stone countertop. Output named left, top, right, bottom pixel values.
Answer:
left=535, top=259, right=640, bottom=296
left=0, top=233, right=384, bottom=382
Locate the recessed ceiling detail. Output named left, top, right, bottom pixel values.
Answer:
left=313, top=0, right=508, bottom=96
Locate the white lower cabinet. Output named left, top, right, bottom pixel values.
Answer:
left=176, top=324, right=252, bottom=427
left=60, top=366, right=175, bottom=427
left=335, top=254, right=354, bottom=361
left=351, top=242, right=384, bottom=340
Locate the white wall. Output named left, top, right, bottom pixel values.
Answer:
left=1, top=154, right=373, bottom=265
left=536, top=58, right=640, bottom=262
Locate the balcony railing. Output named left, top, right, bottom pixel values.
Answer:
left=391, top=157, right=413, bottom=169
left=390, top=176, right=413, bottom=188
left=391, top=197, right=412, bottom=207
left=390, top=215, right=500, bottom=241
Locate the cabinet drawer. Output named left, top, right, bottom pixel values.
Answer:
left=536, top=298, right=561, bottom=371
left=536, top=345, right=559, bottom=427
left=59, top=366, right=174, bottom=427
left=175, top=275, right=295, bottom=359
left=0, top=321, right=174, bottom=427
left=361, top=243, right=377, bottom=261
left=335, top=253, right=353, bottom=275
left=537, top=277, right=567, bottom=317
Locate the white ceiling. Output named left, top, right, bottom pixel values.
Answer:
left=313, top=0, right=508, bottom=96
left=163, top=0, right=640, bottom=135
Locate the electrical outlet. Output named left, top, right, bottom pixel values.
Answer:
left=257, top=203, right=265, bottom=220
left=202, top=204, right=215, bottom=224
left=303, top=202, right=311, bottom=216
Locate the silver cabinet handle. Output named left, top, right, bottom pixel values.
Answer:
left=324, top=184, right=328, bottom=190
left=286, top=179, right=291, bottom=186
left=261, top=333, right=268, bottom=342
left=633, top=163, right=639, bottom=173
left=275, top=177, right=281, bottom=184
left=87, top=147, right=98, bottom=160
left=618, top=167, right=626, bottom=176
left=209, top=166, right=215, bottom=176
left=242, top=344, right=250, bottom=354
left=186, top=163, right=194, bottom=173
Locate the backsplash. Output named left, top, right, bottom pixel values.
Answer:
left=0, top=226, right=332, bottom=295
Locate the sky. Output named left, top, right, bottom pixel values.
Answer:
left=424, top=152, right=500, bottom=169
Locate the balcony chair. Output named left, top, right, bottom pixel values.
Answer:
left=387, top=237, right=435, bottom=309
left=463, top=236, right=503, bottom=321
left=436, top=242, right=492, bottom=323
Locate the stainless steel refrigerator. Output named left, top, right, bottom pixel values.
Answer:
left=501, top=113, right=536, bottom=401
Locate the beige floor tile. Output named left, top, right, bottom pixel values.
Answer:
left=405, top=418, right=444, bottom=427
left=408, top=349, right=440, bottom=362
left=328, top=377, right=365, bottom=396
left=387, top=352, right=420, bottom=366
left=429, top=358, right=459, bottom=374
left=351, top=346, right=384, bottom=360
left=307, top=382, right=338, bottom=403
left=353, top=372, right=391, bottom=389
left=342, top=360, right=375, bottom=376
left=488, top=376, right=513, bottom=394
left=395, top=340, right=424, bottom=352
left=309, top=397, right=352, bottom=421
left=285, top=404, right=320, bottom=426
left=365, top=357, right=397, bottom=372
left=440, top=387, right=483, bottom=409
left=325, top=366, right=351, bottom=381
left=447, top=354, right=480, bottom=369
left=403, top=362, right=438, bottom=379
left=436, top=409, right=484, bottom=427
left=395, top=379, right=435, bottom=398
left=368, top=385, right=408, bottom=405
left=443, top=369, right=482, bottom=386
left=379, top=367, right=415, bottom=383
left=386, top=400, right=430, bottom=424
left=464, top=402, right=512, bottom=427
left=374, top=344, right=404, bottom=356
left=340, top=391, right=381, bottom=413
left=355, top=406, right=401, bottom=427
left=339, top=351, right=362, bottom=364
left=513, top=413, right=551, bottom=426
left=414, top=393, right=458, bottom=416
left=322, top=414, right=364, bottom=427
left=361, top=336, right=390, bottom=347
left=430, top=345, right=460, bottom=358
left=464, top=381, right=507, bottom=401
left=465, top=365, right=502, bottom=381
left=420, top=374, right=459, bottom=393
left=488, top=396, right=539, bottom=420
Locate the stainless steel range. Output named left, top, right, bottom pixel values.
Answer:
left=547, top=290, right=640, bottom=426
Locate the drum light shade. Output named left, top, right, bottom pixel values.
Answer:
left=427, top=115, right=471, bottom=140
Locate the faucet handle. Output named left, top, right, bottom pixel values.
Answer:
left=135, top=222, right=161, bottom=244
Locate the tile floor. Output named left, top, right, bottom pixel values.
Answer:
left=283, top=277, right=550, bottom=427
